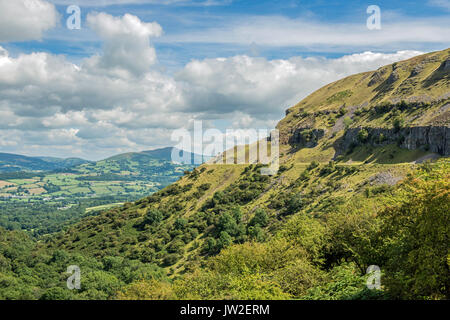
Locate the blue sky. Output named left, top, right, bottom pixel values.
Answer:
left=5, top=0, right=450, bottom=68
left=0, top=0, right=448, bottom=159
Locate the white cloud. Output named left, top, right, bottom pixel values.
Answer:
left=86, top=12, right=162, bottom=76
left=160, top=15, right=450, bottom=50
left=48, top=0, right=230, bottom=7
left=176, top=50, right=423, bottom=118
left=428, top=0, right=450, bottom=11
left=0, top=11, right=428, bottom=159
left=0, top=0, right=58, bottom=42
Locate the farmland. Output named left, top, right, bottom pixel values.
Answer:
left=0, top=147, right=196, bottom=236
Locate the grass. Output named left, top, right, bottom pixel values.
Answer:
left=86, top=203, right=125, bottom=213
left=326, top=89, right=353, bottom=103
left=341, top=144, right=429, bottom=164
left=0, top=173, right=162, bottom=201
left=279, top=48, right=450, bottom=138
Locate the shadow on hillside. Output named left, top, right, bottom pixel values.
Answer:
left=422, top=58, right=450, bottom=88
left=336, top=144, right=432, bottom=165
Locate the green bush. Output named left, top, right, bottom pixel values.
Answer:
left=357, top=129, right=369, bottom=143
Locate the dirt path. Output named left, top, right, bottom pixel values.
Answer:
left=411, top=153, right=441, bottom=164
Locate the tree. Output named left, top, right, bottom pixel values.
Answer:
left=247, top=226, right=265, bottom=242
left=174, top=218, right=187, bottom=230
left=357, top=129, right=369, bottom=143
left=217, top=231, right=233, bottom=250
left=117, top=279, right=175, bottom=300
left=40, top=287, right=76, bottom=300
left=378, top=175, right=450, bottom=299
left=217, top=212, right=238, bottom=236
left=286, top=193, right=304, bottom=215
left=143, top=209, right=163, bottom=226
left=343, top=117, right=353, bottom=129
left=249, top=209, right=268, bottom=227
left=80, top=270, right=123, bottom=299
left=393, top=117, right=404, bottom=132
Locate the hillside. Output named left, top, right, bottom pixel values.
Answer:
left=278, top=48, right=449, bottom=159
left=0, top=153, right=90, bottom=173
left=1, top=49, right=448, bottom=300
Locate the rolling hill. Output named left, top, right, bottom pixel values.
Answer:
left=0, top=147, right=201, bottom=202
left=0, top=153, right=90, bottom=173
left=0, top=147, right=199, bottom=236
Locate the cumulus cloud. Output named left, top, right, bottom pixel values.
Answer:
left=176, top=51, right=423, bottom=119
left=0, top=0, right=58, bottom=42
left=0, top=11, right=426, bottom=159
left=86, top=12, right=162, bottom=76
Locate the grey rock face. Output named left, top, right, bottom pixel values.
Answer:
left=444, top=57, right=450, bottom=71
left=289, top=128, right=325, bottom=147
left=368, top=68, right=386, bottom=87
left=385, top=69, right=399, bottom=85
left=335, top=126, right=450, bottom=156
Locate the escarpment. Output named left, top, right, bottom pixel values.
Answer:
left=277, top=48, right=450, bottom=159
left=335, top=125, right=450, bottom=156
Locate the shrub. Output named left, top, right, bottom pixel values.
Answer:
left=143, top=209, right=164, bottom=226
left=198, top=183, right=211, bottom=191
left=286, top=193, right=304, bottom=215
left=338, top=107, right=347, bottom=117
left=307, top=161, right=320, bottom=171
left=343, top=117, right=353, bottom=129
left=174, top=218, right=187, bottom=230
left=357, top=129, right=369, bottom=143
left=117, top=279, right=175, bottom=300
left=249, top=209, right=269, bottom=227
left=162, top=254, right=181, bottom=266
left=393, top=117, right=404, bottom=132
left=377, top=175, right=450, bottom=299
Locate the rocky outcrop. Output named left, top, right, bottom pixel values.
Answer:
left=289, top=128, right=325, bottom=147
left=335, top=126, right=450, bottom=156
left=385, top=69, right=399, bottom=86
left=368, top=68, right=387, bottom=87
left=444, top=57, right=450, bottom=71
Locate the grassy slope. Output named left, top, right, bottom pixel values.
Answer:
left=280, top=48, right=449, bottom=129
left=44, top=49, right=450, bottom=280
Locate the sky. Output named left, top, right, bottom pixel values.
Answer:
left=0, top=0, right=449, bottom=160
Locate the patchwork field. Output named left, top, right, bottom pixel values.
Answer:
left=0, top=147, right=196, bottom=236
left=0, top=173, right=165, bottom=203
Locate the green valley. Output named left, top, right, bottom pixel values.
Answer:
left=0, top=147, right=196, bottom=236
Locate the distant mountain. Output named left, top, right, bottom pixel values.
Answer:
left=111, top=147, right=212, bottom=163
left=0, top=153, right=90, bottom=172
left=140, top=147, right=176, bottom=160
left=72, top=147, right=203, bottom=186
left=34, top=156, right=90, bottom=168
left=0, top=147, right=211, bottom=174
left=0, top=147, right=199, bottom=236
